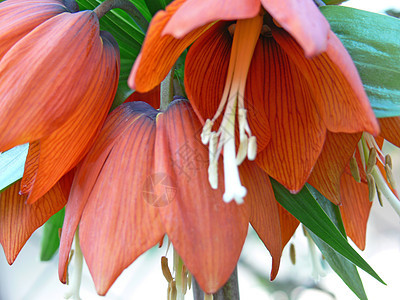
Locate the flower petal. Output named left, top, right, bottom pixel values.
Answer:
left=185, top=22, right=231, bottom=124
left=239, top=161, right=283, bottom=280
left=163, top=0, right=260, bottom=38
left=156, top=100, right=249, bottom=293
left=0, top=0, right=67, bottom=59
left=185, top=22, right=271, bottom=152
left=379, top=117, right=400, bottom=148
left=339, top=173, right=371, bottom=250
left=261, top=0, right=330, bottom=57
left=273, top=29, right=379, bottom=136
left=0, top=11, right=103, bottom=151
left=0, top=179, right=67, bottom=264
left=20, top=31, right=120, bottom=204
left=308, top=132, right=361, bottom=205
left=255, top=37, right=326, bottom=193
left=124, top=85, right=161, bottom=108
left=58, top=102, right=155, bottom=284
left=78, top=108, right=164, bottom=295
left=128, top=0, right=210, bottom=92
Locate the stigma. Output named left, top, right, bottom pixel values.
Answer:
left=201, top=16, right=262, bottom=204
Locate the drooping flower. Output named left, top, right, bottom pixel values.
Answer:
left=309, top=117, right=400, bottom=249
left=58, top=99, right=299, bottom=295
left=128, top=0, right=379, bottom=203
left=0, top=1, right=120, bottom=204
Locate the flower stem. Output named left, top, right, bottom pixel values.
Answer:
left=193, top=266, right=240, bottom=300
left=160, top=67, right=175, bottom=111
left=94, top=0, right=149, bottom=33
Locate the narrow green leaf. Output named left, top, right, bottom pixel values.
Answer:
left=307, top=185, right=368, bottom=300
left=144, top=0, right=166, bottom=15
left=270, top=178, right=385, bottom=285
left=321, top=6, right=400, bottom=118
left=322, top=0, right=348, bottom=4
left=40, top=208, right=65, bottom=261
left=0, top=144, right=28, bottom=192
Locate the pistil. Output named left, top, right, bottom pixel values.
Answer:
left=201, top=15, right=262, bottom=204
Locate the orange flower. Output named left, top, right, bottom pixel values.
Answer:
left=309, top=117, right=400, bottom=249
left=128, top=0, right=379, bottom=203
left=58, top=99, right=299, bottom=295
left=0, top=2, right=120, bottom=203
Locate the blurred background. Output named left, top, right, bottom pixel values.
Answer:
left=1, top=0, right=400, bottom=299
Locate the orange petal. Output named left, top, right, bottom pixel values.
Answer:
left=184, top=21, right=231, bottom=125
left=261, top=0, right=330, bottom=57
left=0, top=0, right=67, bottom=59
left=339, top=173, right=371, bottom=250
left=156, top=100, right=249, bottom=293
left=273, top=29, right=379, bottom=136
left=379, top=117, right=400, bottom=148
left=124, top=85, right=161, bottom=108
left=0, top=11, right=103, bottom=151
left=277, top=203, right=299, bottom=250
left=255, top=37, right=326, bottom=193
left=128, top=0, right=210, bottom=92
left=20, top=31, right=120, bottom=204
left=308, top=132, right=361, bottom=205
left=0, top=179, right=67, bottom=264
left=185, top=22, right=271, bottom=152
left=239, top=161, right=282, bottom=280
left=163, top=0, right=260, bottom=38
left=58, top=102, right=165, bottom=295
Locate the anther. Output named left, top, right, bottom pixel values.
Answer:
left=376, top=186, right=384, bottom=207
left=161, top=256, right=173, bottom=283
left=385, top=164, right=397, bottom=190
left=289, top=243, right=296, bottom=265
left=349, top=157, right=361, bottom=183
left=366, top=148, right=377, bottom=174
left=385, top=154, right=393, bottom=169
left=367, top=174, right=376, bottom=202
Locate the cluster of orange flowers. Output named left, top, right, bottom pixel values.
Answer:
left=0, top=0, right=399, bottom=297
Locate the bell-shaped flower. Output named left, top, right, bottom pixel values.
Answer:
left=128, top=0, right=379, bottom=204
left=0, top=4, right=120, bottom=203
left=58, top=99, right=299, bottom=295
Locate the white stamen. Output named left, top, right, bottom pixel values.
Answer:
left=208, top=160, right=218, bottom=190
left=65, top=230, right=83, bottom=300
left=248, top=136, right=257, bottom=161
left=201, top=119, right=214, bottom=144
left=222, top=129, right=247, bottom=203
left=236, top=135, right=248, bottom=165
left=371, top=166, right=400, bottom=217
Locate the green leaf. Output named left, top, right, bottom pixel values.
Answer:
left=307, top=185, right=368, bottom=300
left=321, top=6, right=400, bottom=118
left=0, top=144, right=28, bottom=192
left=270, top=178, right=385, bottom=285
left=144, top=0, right=166, bottom=15
left=322, top=0, right=348, bottom=4
left=40, top=208, right=65, bottom=261
left=77, top=0, right=150, bottom=108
